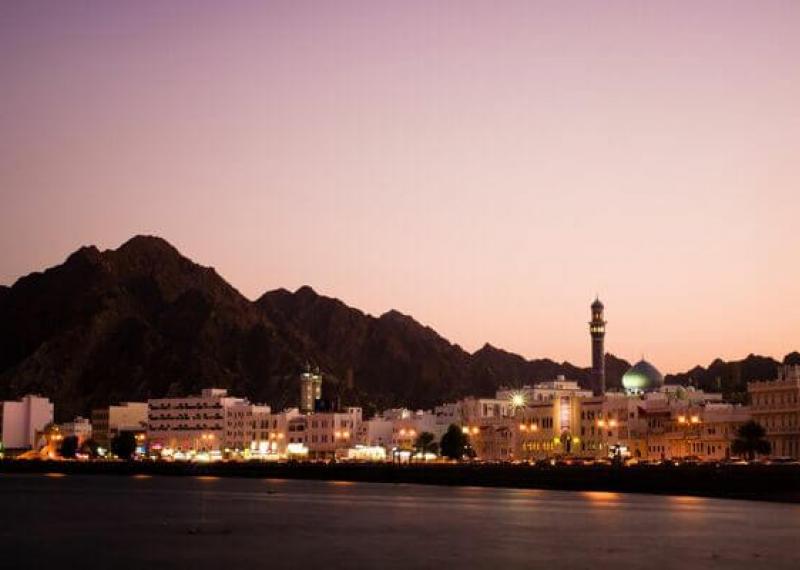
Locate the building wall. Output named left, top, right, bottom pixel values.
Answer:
left=749, top=365, right=800, bottom=458
left=91, top=402, right=148, bottom=447
left=147, top=389, right=247, bottom=452
left=0, top=395, right=54, bottom=450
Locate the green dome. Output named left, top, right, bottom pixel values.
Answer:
left=622, top=360, right=664, bottom=394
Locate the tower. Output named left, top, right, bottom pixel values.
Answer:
left=589, top=297, right=606, bottom=396
left=299, top=365, right=323, bottom=414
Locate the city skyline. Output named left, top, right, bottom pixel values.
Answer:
left=3, top=1, right=799, bottom=372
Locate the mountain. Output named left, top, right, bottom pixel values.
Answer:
left=256, top=286, right=633, bottom=410
left=664, top=353, right=789, bottom=399
left=0, top=235, right=793, bottom=421
left=0, top=236, right=312, bottom=420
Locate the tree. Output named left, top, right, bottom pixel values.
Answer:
left=414, top=431, right=438, bottom=461
left=59, top=435, right=79, bottom=459
left=731, top=420, right=771, bottom=460
left=440, top=424, right=471, bottom=460
left=80, top=438, right=100, bottom=458
left=111, top=431, right=137, bottom=460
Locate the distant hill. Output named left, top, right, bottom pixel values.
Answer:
left=0, top=236, right=793, bottom=420
left=664, top=353, right=796, bottom=400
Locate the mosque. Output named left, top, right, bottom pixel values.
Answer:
left=589, top=296, right=664, bottom=396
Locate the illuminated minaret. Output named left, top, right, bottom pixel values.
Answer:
left=589, top=297, right=606, bottom=396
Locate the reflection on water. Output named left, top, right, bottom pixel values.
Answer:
left=1, top=474, right=798, bottom=570
left=581, top=490, right=622, bottom=504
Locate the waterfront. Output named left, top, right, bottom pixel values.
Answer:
left=1, top=474, right=799, bottom=569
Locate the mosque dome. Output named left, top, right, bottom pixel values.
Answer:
left=591, top=297, right=604, bottom=310
left=622, top=359, right=664, bottom=394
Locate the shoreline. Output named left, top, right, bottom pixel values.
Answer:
left=2, top=459, right=799, bottom=503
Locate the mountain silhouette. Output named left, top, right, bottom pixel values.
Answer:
left=0, top=236, right=791, bottom=420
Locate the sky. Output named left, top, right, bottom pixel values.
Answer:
left=1, top=1, right=799, bottom=373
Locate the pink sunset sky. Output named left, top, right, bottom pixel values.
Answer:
left=2, top=1, right=798, bottom=373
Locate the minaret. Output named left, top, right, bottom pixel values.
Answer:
left=589, top=297, right=606, bottom=396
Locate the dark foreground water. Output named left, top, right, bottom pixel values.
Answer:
left=1, top=473, right=798, bottom=569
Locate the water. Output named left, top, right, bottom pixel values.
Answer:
left=1, top=473, right=798, bottom=569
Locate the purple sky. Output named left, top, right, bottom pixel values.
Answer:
left=2, top=1, right=799, bottom=372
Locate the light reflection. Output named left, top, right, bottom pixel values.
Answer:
left=44, top=472, right=66, bottom=478
left=195, top=476, right=220, bottom=482
left=132, top=474, right=152, bottom=480
left=669, top=495, right=705, bottom=506
left=582, top=491, right=621, bottom=504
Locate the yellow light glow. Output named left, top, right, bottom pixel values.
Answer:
left=511, top=394, right=525, bottom=407
left=609, top=419, right=618, bottom=428
left=519, top=424, right=527, bottom=431
left=677, top=416, right=687, bottom=424
left=462, top=427, right=470, bottom=434
left=690, top=416, right=700, bottom=424
left=471, top=427, right=479, bottom=435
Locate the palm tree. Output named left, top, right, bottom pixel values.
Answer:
left=731, top=420, right=771, bottom=461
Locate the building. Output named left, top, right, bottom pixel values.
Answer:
left=299, top=368, right=323, bottom=414
left=589, top=297, right=606, bottom=396
left=305, top=407, right=362, bottom=459
left=459, top=397, right=514, bottom=426
left=225, top=400, right=271, bottom=453
left=91, top=402, right=148, bottom=447
left=0, top=395, right=54, bottom=450
left=147, top=388, right=254, bottom=455
left=357, top=416, right=394, bottom=448
left=515, top=380, right=589, bottom=460
left=57, top=416, right=93, bottom=443
left=251, top=407, right=301, bottom=458
left=749, top=365, right=800, bottom=458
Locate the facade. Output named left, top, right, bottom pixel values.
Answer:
left=0, top=395, right=54, bottom=450
left=459, top=397, right=514, bottom=425
left=57, top=416, right=93, bottom=443
left=251, top=408, right=302, bottom=458
left=147, top=389, right=249, bottom=454
left=589, top=297, right=606, bottom=396
left=91, top=402, right=148, bottom=447
left=749, top=365, right=800, bottom=458
left=466, top=379, right=749, bottom=463
left=304, top=407, right=362, bottom=459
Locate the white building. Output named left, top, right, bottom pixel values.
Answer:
left=304, top=407, right=363, bottom=459
left=0, top=395, right=54, bottom=450
left=57, top=416, right=93, bottom=442
left=251, top=407, right=302, bottom=458
left=147, top=388, right=252, bottom=454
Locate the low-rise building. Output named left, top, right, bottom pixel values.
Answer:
left=91, top=402, right=148, bottom=447
left=57, top=416, right=93, bottom=443
left=749, top=365, right=800, bottom=458
left=147, top=388, right=252, bottom=454
left=0, top=395, right=54, bottom=450
left=304, top=407, right=362, bottom=459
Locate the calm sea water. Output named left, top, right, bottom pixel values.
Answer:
left=1, top=473, right=798, bottom=569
